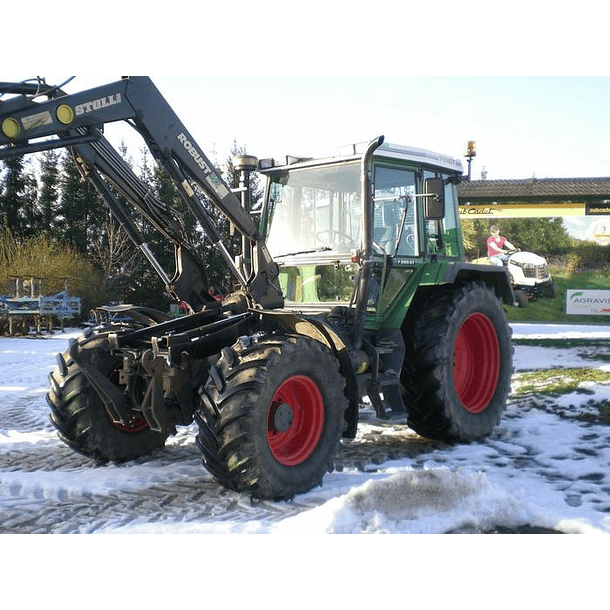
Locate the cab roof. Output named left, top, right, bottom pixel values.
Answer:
left=259, top=139, right=464, bottom=175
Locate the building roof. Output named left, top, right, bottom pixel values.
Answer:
left=457, top=177, right=610, bottom=203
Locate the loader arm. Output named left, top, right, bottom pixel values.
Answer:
left=0, top=76, right=283, bottom=310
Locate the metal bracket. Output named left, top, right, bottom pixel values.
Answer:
left=140, top=349, right=169, bottom=432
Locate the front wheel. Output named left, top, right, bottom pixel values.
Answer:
left=47, top=333, right=169, bottom=462
left=514, top=289, right=529, bottom=308
left=401, top=281, right=513, bottom=442
left=195, top=335, right=348, bottom=499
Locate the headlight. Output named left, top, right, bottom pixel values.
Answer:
left=1, top=117, right=21, bottom=139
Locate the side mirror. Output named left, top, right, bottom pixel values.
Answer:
left=424, top=178, right=445, bottom=220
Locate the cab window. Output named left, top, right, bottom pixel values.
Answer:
left=373, top=166, right=417, bottom=256
left=423, top=170, right=460, bottom=257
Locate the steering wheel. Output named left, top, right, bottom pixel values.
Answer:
left=316, top=229, right=356, bottom=249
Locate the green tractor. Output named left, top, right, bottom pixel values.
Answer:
left=198, top=138, right=515, bottom=498
left=0, top=78, right=513, bottom=500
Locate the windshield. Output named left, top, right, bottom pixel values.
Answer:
left=265, top=162, right=361, bottom=258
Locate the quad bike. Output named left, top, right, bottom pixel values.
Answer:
left=0, top=77, right=515, bottom=499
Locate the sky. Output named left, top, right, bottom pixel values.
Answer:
left=15, top=75, right=610, bottom=183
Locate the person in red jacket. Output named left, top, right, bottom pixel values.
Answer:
left=487, top=224, right=517, bottom=266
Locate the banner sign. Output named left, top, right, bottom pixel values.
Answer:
left=459, top=203, right=586, bottom=218
left=586, top=203, right=610, bottom=215
left=566, top=290, right=610, bottom=316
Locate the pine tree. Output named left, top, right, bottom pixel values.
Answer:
left=20, top=164, right=40, bottom=238
left=0, top=156, right=39, bottom=237
left=38, top=150, right=60, bottom=235
left=58, top=152, right=106, bottom=255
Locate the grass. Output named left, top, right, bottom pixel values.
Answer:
left=506, top=266, right=610, bottom=324
left=513, top=367, right=610, bottom=396
left=512, top=366, right=610, bottom=423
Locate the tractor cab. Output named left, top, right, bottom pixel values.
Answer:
left=258, top=141, right=465, bottom=326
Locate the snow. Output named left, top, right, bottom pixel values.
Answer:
left=2, top=324, right=610, bottom=538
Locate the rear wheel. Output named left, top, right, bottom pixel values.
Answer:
left=401, top=281, right=513, bottom=441
left=47, top=333, right=169, bottom=462
left=544, top=281, right=558, bottom=299
left=195, top=335, right=348, bottom=499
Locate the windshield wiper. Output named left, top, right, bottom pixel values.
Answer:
left=274, top=246, right=331, bottom=258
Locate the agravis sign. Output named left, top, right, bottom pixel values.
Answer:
left=566, top=290, right=610, bottom=315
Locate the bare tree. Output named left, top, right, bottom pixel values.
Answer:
left=89, top=213, right=142, bottom=302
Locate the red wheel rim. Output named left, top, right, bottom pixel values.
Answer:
left=267, top=375, right=324, bottom=466
left=111, top=414, right=150, bottom=433
left=453, top=313, right=500, bottom=414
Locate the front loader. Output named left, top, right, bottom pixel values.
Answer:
left=0, top=77, right=514, bottom=499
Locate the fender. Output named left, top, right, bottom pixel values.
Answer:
left=445, top=262, right=515, bottom=305
left=257, top=309, right=361, bottom=437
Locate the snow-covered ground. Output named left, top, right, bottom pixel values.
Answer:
left=1, top=323, right=610, bottom=535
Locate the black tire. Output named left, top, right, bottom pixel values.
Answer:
left=544, top=282, right=558, bottom=299
left=401, top=281, right=513, bottom=442
left=47, top=334, right=169, bottom=462
left=195, top=335, right=348, bottom=500
left=514, top=289, right=529, bottom=308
